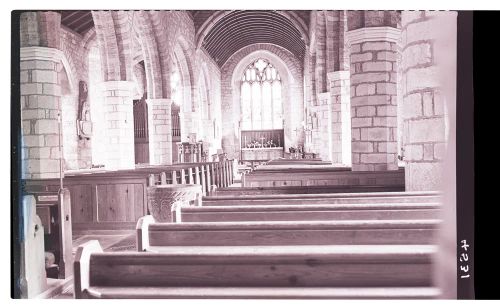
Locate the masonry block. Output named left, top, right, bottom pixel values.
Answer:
left=356, top=83, right=376, bottom=96
left=21, top=83, right=43, bottom=95
left=402, top=43, right=432, bottom=70
left=362, top=61, right=393, bottom=72
left=362, top=41, right=392, bottom=52
left=351, top=72, right=389, bottom=84
left=35, top=119, right=58, bottom=134
left=351, top=52, right=373, bottom=63
left=361, top=127, right=389, bottom=141
left=356, top=106, right=376, bottom=117
left=31, top=70, right=58, bottom=83
left=352, top=141, right=374, bottom=153
left=405, top=144, right=423, bottom=161
left=373, top=116, right=398, bottom=127
left=351, top=95, right=388, bottom=106
left=351, top=117, right=372, bottom=128
left=406, top=66, right=439, bottom=92
left=360, top=153, right=389, bottom=164
left=407, top=118, right=445, bottom=143
left=376, top=105, right=397, bottom=116
left=376, top=82, right=397, bottom=95
left=377, top=142, right=398, bottom=153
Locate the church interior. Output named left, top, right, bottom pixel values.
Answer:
left=14, top=10, right=460, bottom=299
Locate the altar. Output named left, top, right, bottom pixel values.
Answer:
left=241, top=147, right=284, bottom=161
left=240, top=129, right=284, bottom=161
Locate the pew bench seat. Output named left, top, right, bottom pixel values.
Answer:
left=84, top=286, right=440, bottom=299
left=137, top=216, right=439, bottom=250
left=75, top=240, right=436, bottom=299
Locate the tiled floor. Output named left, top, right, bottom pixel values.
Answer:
left=49, top=230, right=136, bottom=299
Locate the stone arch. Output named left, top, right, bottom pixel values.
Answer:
left=91, top=11, right=134, bottom=82
left=173, top=42, right=194, bottom=113
left=197, top=62, right=212, bottom=141
left=220, top=43, right=304, bottom=159
left=130, top=11, right=164, bottom=99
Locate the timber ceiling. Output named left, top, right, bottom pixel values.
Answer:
left=191, top=10, right=310, bottom=67
left=60, top=10, right=94, bottom=35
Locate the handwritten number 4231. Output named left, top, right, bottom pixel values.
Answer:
left=460, top=240, right=470, bottom=279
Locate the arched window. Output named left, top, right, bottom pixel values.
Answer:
left=199, top=75, right=210, bottom=120
left=241, top=58, right=283, bottom=130
left=171, top=61, right=182, bottom=107
left=171, top=60, right=182, bottom=139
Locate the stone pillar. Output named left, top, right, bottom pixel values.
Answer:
left=328, top=70, right=351, bottom=165
left=401, top=11, right=458, bottom=299
left=347, top=27, right=400, bottom=171
left=147, top=99, right=173, bottom=165
left=309, top=93, right=332, bottom=161
left=401, top=12, right=451, bottom=191
left=100, top=81, right=135, bottom=169
left=20, top=47, right=65, bottom=179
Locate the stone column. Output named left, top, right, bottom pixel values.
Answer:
left=20, top=47, right=65, bottom=179
left=401, top=12, right=450, bottom=191
left=147, top=99, right=173, bottom=165
left=401, top=11, right=458, bottom=299
left=100, top=81, right=135, bottom=169
left=309, top=93, right=332, bottom=161
left=347, top=27, right=400, bottom=171
left=328, top=70, right=351, bottom=165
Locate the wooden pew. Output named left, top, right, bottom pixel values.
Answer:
left=178, top=202, right=441, bottom=223
left=242, top=167, right=405, bottom=187
left=27, top=189, right=73, bottom=279
left=75, top=240, right=437, bottom=299
left=20, top=195, right=47, bottom=298
left=213, top=185, right=404, bottom=196
left=202, top=191, right=441, bottom=207
left=137, top=216, right=439, bottom=250
left=23, top=161, right=234, bottom=232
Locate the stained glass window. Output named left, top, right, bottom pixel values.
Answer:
left=241, top=59, right=283, bottom=130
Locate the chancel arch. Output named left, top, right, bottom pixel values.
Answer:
left=221, top=44, right=304, bottom=160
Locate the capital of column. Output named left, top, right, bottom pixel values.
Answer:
left=327, top=70, right=350, bottom=82
left=20, top=46, right=64, bottom=63
left=318, top=92, right=331, bottom=104
left=146, top=98, right=172, bottom=107
left=99, top=80, right=135, bottom=93
left=346, top=26, right=401, bottom=45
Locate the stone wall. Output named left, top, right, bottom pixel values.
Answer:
left=348, top=27, right=400, bottom=171
left=60, top=26, right=92, bottom=170
left=401, top=11, right=450, bottom=191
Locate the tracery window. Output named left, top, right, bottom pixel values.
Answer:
left=240, top=58, right=283, bottom=130
left=171, top=62, right=182, bottom=107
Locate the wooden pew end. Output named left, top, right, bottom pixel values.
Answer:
left=74, top=240, right=103, bottom=299
left=136, top=215, right=155, bottom=251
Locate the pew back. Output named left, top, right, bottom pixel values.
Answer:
left=180, top=202, right=441, bottom=222
left=202, top=191, right=442, bottom=206
left=137, top=217, right=439, bottom=250
left=75, top=240, right=435, bottom=298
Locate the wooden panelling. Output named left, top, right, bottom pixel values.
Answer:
left=96, top=183, right=145, bottom=222
left=68, top=184, right=93, bottom=223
